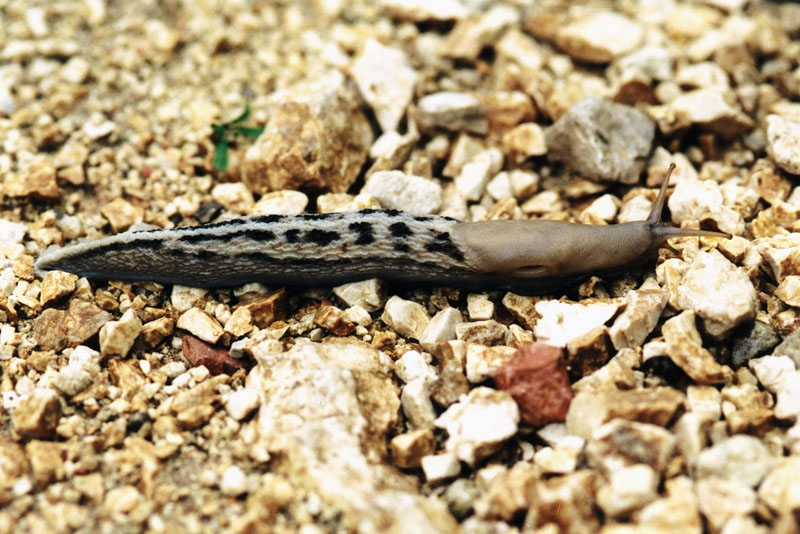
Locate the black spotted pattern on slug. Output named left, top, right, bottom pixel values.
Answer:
left=34, top=210, right=478, bottom=288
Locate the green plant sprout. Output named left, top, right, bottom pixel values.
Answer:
left=211, top=100, right=264, bottom=171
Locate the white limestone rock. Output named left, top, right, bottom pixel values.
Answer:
left=417, top=91, right=487, bottom=134
left=766, top=114, right=800, bottom=175
left=534, top=299, right=625, bottom=347
left=435, top=387, right=519, bottom=465
left=419, top=307, right=463, bottom=353
left=402, top=378, right=437, bottom=429
left=421, top=452, right=461, bottom=483
left=363, top=170, right=442, bottom=214
left=225, top=387, right=260, bottom=421
left=333, top=278, right=386, bottom=312
left=608, top=287, right=668, bottom=350
left=382, top=295, right=430, bottom=340
left=52, top=345, right=101, bottom=396
left=556, top=12, right=644, bottom=63
left=176, top=308, right=224, bottom=344
left=675, top=251, right=757, bottom=337
left=668, top=178, right=744, bottom=236
left=99, top=309, right=142, bottom=358
left=455, top=148, right=503, bottom=201
left=350, top=39, right=417, bottom=133
left=395, top=350, right=438, bottom=385
left=596, top=464, right=659, bottom=518
left=696, top=435, right=772, bottom=487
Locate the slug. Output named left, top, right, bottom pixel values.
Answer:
left=34, top=164, right=729, bottom=294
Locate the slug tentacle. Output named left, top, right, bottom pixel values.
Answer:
left=646, top=162, right=672, bottom=226
left=34, top=163, right=732, bottom=295
left=647, top=163, right=731, bottom=241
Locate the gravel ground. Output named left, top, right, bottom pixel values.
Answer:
left=2, top=0, right=800, bottom=533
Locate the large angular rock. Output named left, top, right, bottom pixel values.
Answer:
left=546, top=96, right=655, bottom=183
left=242, top=72, right=373, bottom=194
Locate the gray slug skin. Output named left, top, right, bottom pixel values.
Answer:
left=34, top=165, right=730, bottom=294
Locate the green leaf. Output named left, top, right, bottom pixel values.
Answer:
left=233, top=125, right=264, bottom=139
left=210, top=123, right=226, bottom=143
left=213, top=136, right=229, bottom=171
left=228, top=100, right=251, bottom=125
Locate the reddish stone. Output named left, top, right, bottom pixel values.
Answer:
left=182, top=335, right=247, bottom=376
left=493, top=343, right=573, bottom=427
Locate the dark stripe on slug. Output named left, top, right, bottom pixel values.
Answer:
left=173, top=214, right=285, bottom=233
left=389, top=222, right=413, bottom=238
left=305, top=229, right=340, bottom=246
left=355, top=209, right=403, bottom=218
left=285, top=229, right=300, bottom=243
left=233, top=251, right=357, bottom=267
left=349, top=222, right=375, bottom=245
left=195, top=249, right=217, bottom=260
left=394, top=243, right=410, bottom=253
left=297, top=213, right=338, bottom=221
left=425, top=233, right=465, bottom=262
left=179, top=228, right=276, bottom=244
left=233, top=252, right=276, bottom=264
left=251, top=214, right=286, bottom=224
left=245, top=229, right=276, bottom=242
left=424, top=241, right=465, bottom=262
left=179, top=232, right=223, bottom=244
left=361, top=209, right=402, bottom=217
left=65, top=238, right=165, bottom=259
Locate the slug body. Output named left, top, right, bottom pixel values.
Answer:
left=34, top=165, right=729, bottom=294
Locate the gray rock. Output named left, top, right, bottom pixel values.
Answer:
left=731, top=321, right=781, bottom=368
left=545, top=96, right=655, bottom=184
left=444, top=478, right=480, bottom=519
left=696, top=435, right=772, bottom=487
left=773, top=329, right=800, bottom=369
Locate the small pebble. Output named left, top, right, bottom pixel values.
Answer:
left=417, top=92, right=488, bottom=135
left=251, top=190, right=308, bottom=215
left=362, top=171, right=442, bottom=214
left=421, top=452, right=461, bottom=484
left=99, top=309, right=142, bottom=358
left=435, top=386, right=519, bottom=465
left=766, top=114, right=800, bottom=174
left=696, top=435, right=772, bottom=487
left=556, top=12, right=644, bottom=63
left=220, top=466, right=248, bottom=496
left=226, top=387, right=259, bottom=420
left=176, top=308, right=224, bottom=344
left=390, top=429, right=435, bottom=469
left=381, top=296, right=430, bottom=340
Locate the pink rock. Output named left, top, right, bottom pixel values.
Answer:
left=493, top=343, right=573, bottom=426
left=182, top=335, right=247, bottom=376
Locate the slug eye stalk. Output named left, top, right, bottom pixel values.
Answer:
left=648, top=163, right=731, bottom=240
